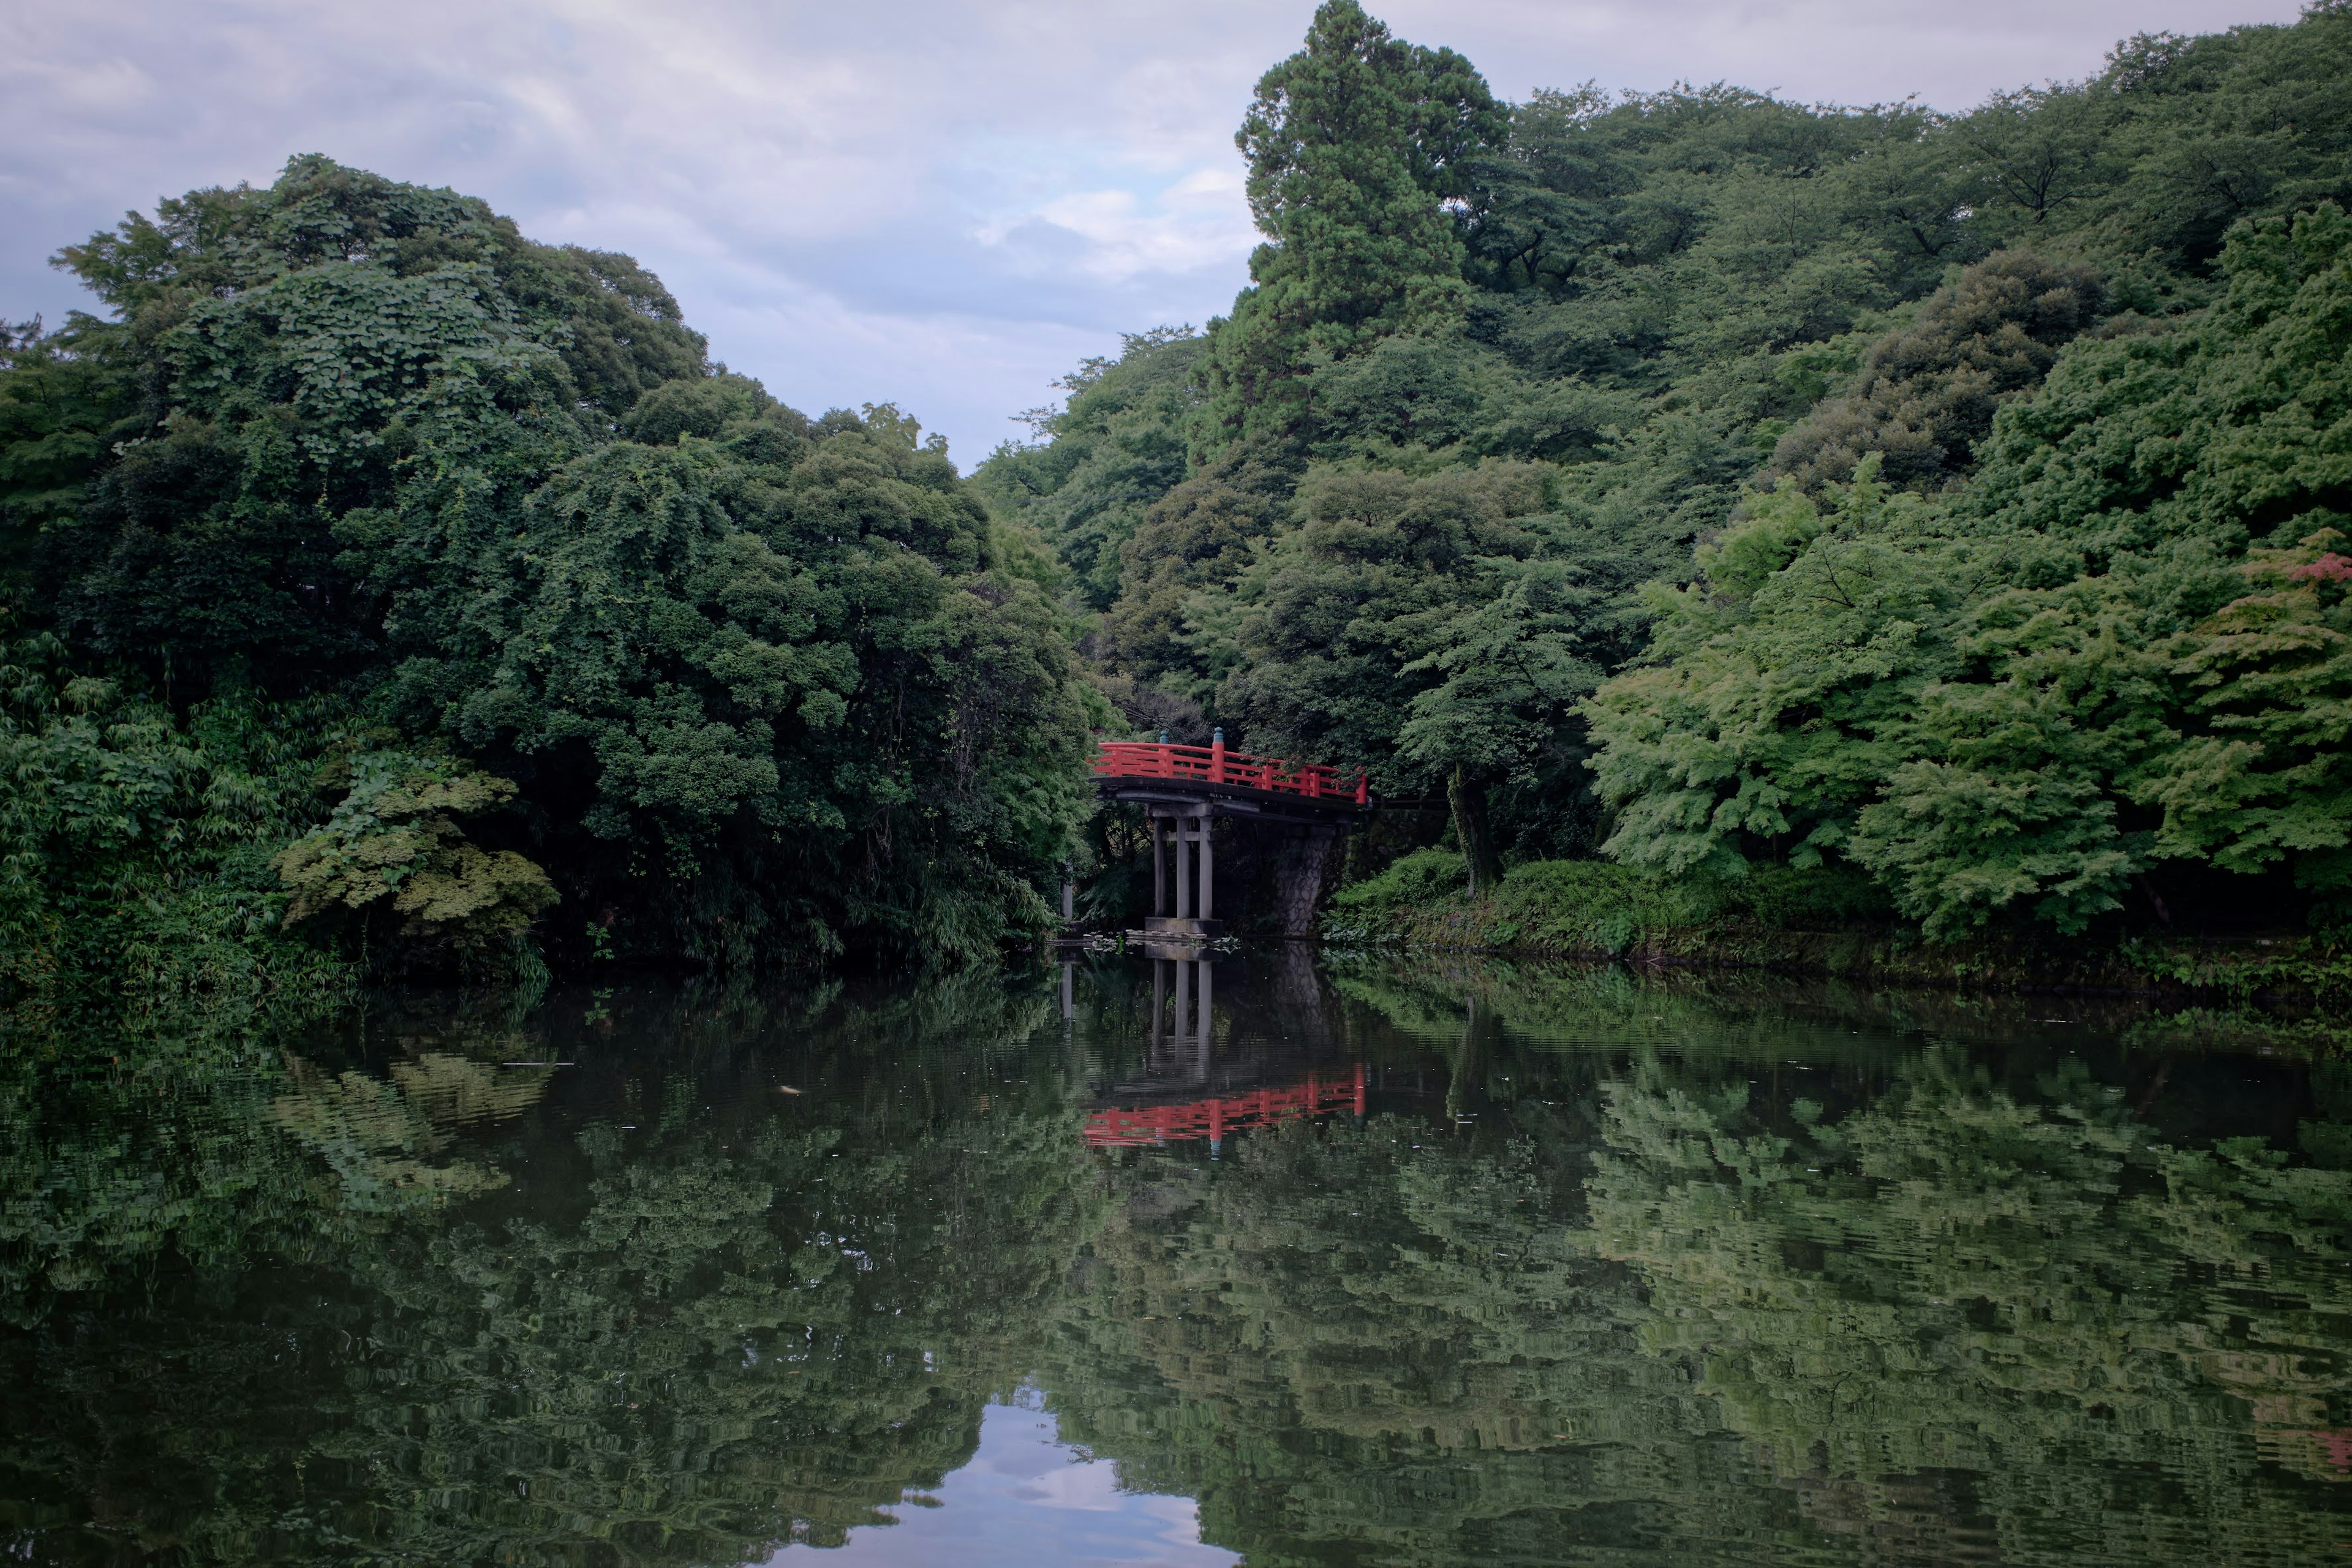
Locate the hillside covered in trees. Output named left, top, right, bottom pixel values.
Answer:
left=0, top=159, right=1098, bottom=1015
left=984, top=0, right=2352, bottom=946
left=6, top=2, right=2352, bottom=1018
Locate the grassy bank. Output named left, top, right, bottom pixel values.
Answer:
left=1322, top=850, right=2352, bottom=1009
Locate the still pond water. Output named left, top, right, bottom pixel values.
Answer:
left=5, top=949, right=2351, bottom=1566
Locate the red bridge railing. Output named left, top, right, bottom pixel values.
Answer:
left=1095, top=739, right=1368, bottom=805
left=1085, top=1066, right=1366, bottom=1148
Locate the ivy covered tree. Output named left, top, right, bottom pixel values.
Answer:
left=1, top=156, right=1099, bottom=997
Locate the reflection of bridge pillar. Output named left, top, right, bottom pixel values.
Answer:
left=1174, top=956, right=1191, bottom=1043
left=1195, top=957, right=1213, bottom=1076
left=1060, top=960, right=1074, bottom=1023
left=1199, top=957, right=1218, bottom=1153
left=1152, top=959, right=1167, bottom=1048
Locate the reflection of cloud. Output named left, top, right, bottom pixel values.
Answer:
left=1, top=0, right=2302, bottom=462
left=1006, top=1454, right=1129, bottom=1510
left=773, top=1401, right=1235, bottom=1566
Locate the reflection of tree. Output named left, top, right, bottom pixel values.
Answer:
left=267, top=1052, right=543, bottom=1209
left=295, top=1106, right=1095, bottom=1563
left=1042, top=1118, right=1716, bottom=1566
left=1586, top=1046, right=2352, bottom=1559
left=1044, top=990, right=2352, bottom=1565
left=0, top=1051, right=521, bottom=1311
left=9, top=959, right=2352, bottom=1565
left=1, top=974, right=1104, bottom=1566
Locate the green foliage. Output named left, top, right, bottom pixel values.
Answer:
left=272, top=751, right=557, bottom=961
left=36, top=156, right=698, bottom=691
left=2157, top=529, right=2352, bottom=897
left=1329, top=845, right=1469, bottom=911
left=1472, top=859, right=1792, bottom=954
left=1097, top=434, right=1300, bottom=688
left=1218, top=460, right=1555, bottom=758
left=1590, top=204, right=2352, bottom=939
left=973, top=328, right=1202, bottom=612
left=395, top=412, right=1095, bottom=967
left=1329, top=851, right=1893, bottom=954
left=1585, top=464, right=1957, bottom=884
left=996, top=2, right=2352, bottom=928
left=1198, top=0, right=1504, bottom=447
left=1, top=156, right=1099, bottom=982
left=0, top=627, right=352, bottom=1025
left=1764, top=249, right=2106, bottom=494
left=0, top=317, right=131, bottom=603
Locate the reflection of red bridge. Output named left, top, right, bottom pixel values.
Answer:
left=1085, top=1066, right=1367, bottom=1148
left=2280, top=1428, right=2352, bottom=1474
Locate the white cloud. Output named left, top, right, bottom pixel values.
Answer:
left=989, top=164, right=1256, bottom=288
left=0, top=0, right=2310, bottom=464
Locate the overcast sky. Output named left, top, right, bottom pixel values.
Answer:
left=0, top=0, right=2309, bottom=466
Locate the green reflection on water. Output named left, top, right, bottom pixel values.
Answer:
left=4, top=956, right=2349, bottom=1565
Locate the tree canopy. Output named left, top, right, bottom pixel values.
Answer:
left=1, top=156, right=1098, bottom=1006
left=985, top=0, right=2352, bottom=938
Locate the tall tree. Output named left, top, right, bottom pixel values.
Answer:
left=1196, top=1, right=1506, bottom=451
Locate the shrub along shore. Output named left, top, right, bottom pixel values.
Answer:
left=1322, top=850, right=2352, bottom=1009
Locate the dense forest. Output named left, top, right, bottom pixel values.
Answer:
left=982, top=0, right=2352, bottom=943
left=7, top=1, right=2352, bottom=1016
left=0, top=159, right=1098, bottom=1014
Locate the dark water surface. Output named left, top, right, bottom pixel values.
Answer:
left=5, top=951, right=2351, bottom=1566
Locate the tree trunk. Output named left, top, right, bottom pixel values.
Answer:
left=1275, top=827, right=1342, bottom=937
left=1447, top=995, right=1496, bottom=1124
left=1449, top=765, right=1502, bottom=898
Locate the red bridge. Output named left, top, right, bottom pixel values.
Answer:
left=1095, top=736, right=1366, bottom=938
left=1085, top=1066, right=1367, bottom=1148
left=1095, top=739, right=1368, bottom=807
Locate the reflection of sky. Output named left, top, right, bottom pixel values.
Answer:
left=769, top=1395, right=1235, bottom=1568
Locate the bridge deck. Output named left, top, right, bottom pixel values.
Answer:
left=1093, top=741, right=1367, bottom=819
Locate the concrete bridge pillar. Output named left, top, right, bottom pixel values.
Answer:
left=1149, top=808, right=1216, bottom=931
left=1199, top=817, right=1214, bottom=921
